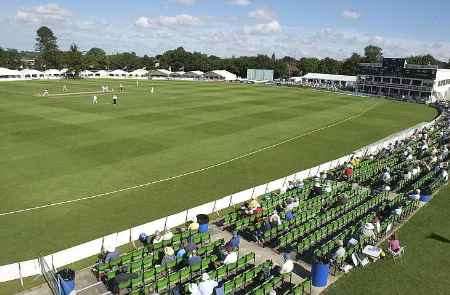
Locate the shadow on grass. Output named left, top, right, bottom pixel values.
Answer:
left=427, top=232, right=450, bottom=244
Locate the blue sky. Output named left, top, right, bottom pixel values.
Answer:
left=1, top=0, right=449, bottom=60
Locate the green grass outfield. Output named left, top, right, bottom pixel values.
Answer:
left=0, top=79, right=437, bottom=265
left=325, top=184, right=450, bottom=295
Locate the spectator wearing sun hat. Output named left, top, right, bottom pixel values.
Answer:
left=161, top=247, right=176, bottom=265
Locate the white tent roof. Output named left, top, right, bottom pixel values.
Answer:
left=0, top=68, right=21, bottom=76
left=189, top=70, right=204, bottom=76
left=302, top=73, right=356, bottom=82
left=60, top=68, right=68, bottom=74
left=209, top=70, right=237, bottom=80
left=95, top=70, right=109, bottom=75
left=80, top=70, right=94, bottom=75
left=436, top=69, right=450, bottom=81
left=130, top=69, right=148, bottom=75
left=44, top=69, right=61, bottom=75
left=110, top=69, right=128, bottom=75
left=21, top=69, right=43, bottom=75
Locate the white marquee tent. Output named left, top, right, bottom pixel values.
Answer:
left=44, top=69, right=62, bottom=78
left=94, top=70, right=109, bottom=78
left=109, top=69, right=128, bottom=78
left=129, top=69, right=148, bottom=78
left=0, top=68, right=22, bottom=80
left=205, top=70, right=237, bottom=81
left=80, top=70, right=94, bottom=78
left=20, top=69, right=43, bottom=79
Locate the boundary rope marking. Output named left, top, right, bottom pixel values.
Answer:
left=0, top=102, right=381, bottom=217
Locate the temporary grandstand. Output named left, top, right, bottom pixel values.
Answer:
left=205, top=70, right=237, bottom=81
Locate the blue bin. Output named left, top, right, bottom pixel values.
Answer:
left=57, top=269, right=75, bottom=295
left=198, top=223, right=209, bottom=233
left=311, top=262, right=329, bottom=287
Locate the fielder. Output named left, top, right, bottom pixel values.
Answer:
left=120, top=83, right=124, bottom=93
left=151, top=87, right=154, bottom=94
left=42, top=89, right=49, bottom=96
left=92, top=95, right=98, bottom=104
left=62, top=85, right=68, bottom=92
left=112, top=95, right=118, bottom=105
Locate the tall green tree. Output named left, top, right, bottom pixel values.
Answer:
left=83, top=47, right=108, bottom=69
left=63, top=43, right=83, bottom=76
left=341, top=53, right=363, bottom=75
left=364, top=45, right=383, bottom=63
left=0, top=47, right=22, bottom=68
left=35, top=26, right=60, bottom=69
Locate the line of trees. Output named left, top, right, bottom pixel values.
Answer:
left=1, top=26, right=449, bottom=78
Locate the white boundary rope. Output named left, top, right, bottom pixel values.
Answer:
left=0, top=102, right=381, bottom=217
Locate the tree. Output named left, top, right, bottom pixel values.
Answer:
left=364, top=45, right=382, bottom=63
left=63, top=43, right=83, bottom=77
left=0, top=47, right=22, bottom=68
left=406, top=54, right=441, bottom=66
left=341, top=53, right=362, bottom=75
left=84, top=47, right=108, bottom=69
left=319, top=57, right=342, bottom=74
left=35, top=26, right=60, bottom=69
left=298, top=57, right=320, bottom=74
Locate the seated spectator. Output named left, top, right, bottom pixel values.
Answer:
left=287, top=181, right=296, bottom=191
left=381, top=168, right=391, bottom=184
left=188, top=220, right=200, bottom=232
left=388, top=233, right=401, bottom=253
left=213, top=281, right=225, bottom=295
left=153, top=231, right=164, bottom=244
left=139, top=233, right=150, bottom=246
left=253, top=224, right=264, bottom=246
left=161, top=247, right=175, bottom=265
left=331, top=240, right=346, bottom=261
left=188, top=250, right=202, bottom=266
left=313, top=180, right=322, bottom=195
left=198, top=273, right=218, bottom=295
left=350, top=155, right=360, bottom=167
left=409, top=189, right=421, bottom=201
left=336, top=193, right=349, bottom=206
left=186, top=238, right=198, bottom=253
left=223, top=249, right=238, bottom=265
left=270, top=210, right=282, bottom=226
left=362, top=223, right=376, bottom=242
left=284, top=210, right=294, bottom=222
left=163, top=230, right=174, bottom=241
left=107, top=265, right=138, bottom=294
left=343, top=164, right=353, bottom=179
left=103, top=244, right=119, bottom=263
left=228, top=231, right=241, bottom=250
left=285, top=197, right=299, bottom=211
left=176, top=245, right=187, bottom=258
left=188, top=282, right=201, bottom=295
left=280, top=253, right=294, bottom=274
left=244, top=197, right=261, bottom=215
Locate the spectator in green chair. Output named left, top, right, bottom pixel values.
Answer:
left=280, top=254, right=294, bottom=275
left=199, top=273, right=218, bottom=295
left=188, top=250, right=202, bottom=266
left=176, top=244, right=187, bottom=258
left=331, top=240, right=346, bottom=262
left=228, top=231, right=241, bottom=250
left=188, top=219, right=200, bottom=232
left=270, top=210, right=282, bottom=226
left=152, top=231, right=164, bottom=244
left=222, top=247, right=238, bottom=265
left=362, top=223, right=376, bottom=243
left=213, top=281, right=225, bottom=295
left=102, top=244, right=119, bottom=263
left=161, top=247, right=176, bottom=265
left=189, top=282, right=201, bottom=295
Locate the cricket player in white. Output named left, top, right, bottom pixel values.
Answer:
left=92, top=95, right=98, bottom=104
left=112, top=95, right=118, bottom=105
left=42, top=89, right=49, bottom=96
left=151, top=87, right=154, bottom=94
left=62, top=85, right=68, bottom=92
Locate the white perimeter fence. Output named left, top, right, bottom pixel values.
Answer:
left=0, top=116, right=440, bottom=283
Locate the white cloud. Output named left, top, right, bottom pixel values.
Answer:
left=227, top=0, right=252, bottom=6
left=173, top=0, right=197, bottom=5
left=342, top=9, right=361, bottom=20
left=15, top=3, right=72, bottom=23
left=248, top=8, right=275, bottom=21
left=244, top=20, right=282, bottom=35
left=136, top=14, right=201, bottom=28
